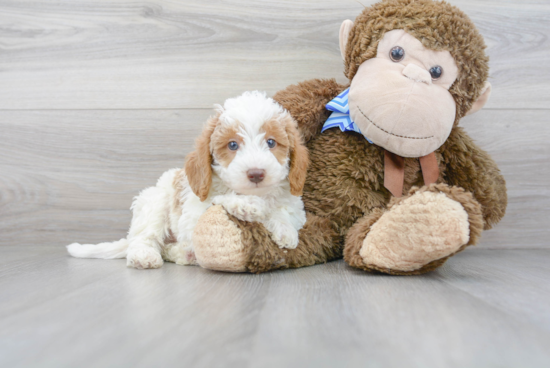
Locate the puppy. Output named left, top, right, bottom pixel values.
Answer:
left=67, top=91, right=309, bottom=269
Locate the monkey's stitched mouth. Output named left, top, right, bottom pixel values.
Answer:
left=357, top=106, right=434, bottom=140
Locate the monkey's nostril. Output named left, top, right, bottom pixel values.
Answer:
left=247, top=169, right=265, bottom=184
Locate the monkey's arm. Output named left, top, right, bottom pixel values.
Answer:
left=193, top=206, right=342, bottom=273
left=273, top=78, right=347, bottom=143
left=440, top=127, right=507, bottom=229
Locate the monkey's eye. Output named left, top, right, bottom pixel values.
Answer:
left=429, top=66, right=443, bottom=80
left=267, top=139, right=277, bottom=149
left=389, top=46, right=405, bottom=62
left=228, top=141, right=239, bottom=151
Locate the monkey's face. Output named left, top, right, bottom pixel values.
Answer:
left=348, top=30, right=459, bottom=158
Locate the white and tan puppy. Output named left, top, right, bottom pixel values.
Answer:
left=67, top=91, right=309, bottom=269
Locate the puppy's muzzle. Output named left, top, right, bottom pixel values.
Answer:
left=247, top=169, right=265, bottom=184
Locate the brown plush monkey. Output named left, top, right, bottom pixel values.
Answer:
left=192, top=0, right=507, bottom=275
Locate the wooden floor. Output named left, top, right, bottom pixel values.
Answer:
left=0, top=247, right=549, bottom=367
left=1, top=0, right=550, bottom=366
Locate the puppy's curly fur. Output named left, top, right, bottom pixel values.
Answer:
left=67, top=91, right=309, bottom=269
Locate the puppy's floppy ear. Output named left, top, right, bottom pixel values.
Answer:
left=185, top=115, right=218, bottom=201
left=286, top=117, right=309, bottom=196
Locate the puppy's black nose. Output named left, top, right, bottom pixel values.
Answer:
left=247, top=169, right=265, bottom=184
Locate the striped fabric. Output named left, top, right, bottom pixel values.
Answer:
left=321, top=88, right=373, bottom=143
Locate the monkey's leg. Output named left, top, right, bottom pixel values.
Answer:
left=344, top=184, right=484, bottom=275
left=193, top=205, right=341, bottom=273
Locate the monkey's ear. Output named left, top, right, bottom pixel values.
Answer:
left=339, top=20, right=354, bottom=60
left=466, top=82, right=492, bottom=116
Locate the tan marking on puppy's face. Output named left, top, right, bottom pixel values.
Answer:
left=261, top=118, right=291, bottom=165
left=210, top=121, right=243, bottom=168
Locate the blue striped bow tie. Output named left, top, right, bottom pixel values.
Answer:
left=322, top=87, right=373, bottom=144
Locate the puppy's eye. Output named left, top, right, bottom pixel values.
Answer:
left=390, top=46, right=405, bottom=62
left=429, top=66, right=443, bottom=80
left=228, top=141, right=239, bottom=151
left=267, top=139, right=276, bottom=149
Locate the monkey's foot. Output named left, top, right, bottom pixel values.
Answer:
left=345, top=184, right=483, bottom=275
left=193, top=205, right=248, bottom=272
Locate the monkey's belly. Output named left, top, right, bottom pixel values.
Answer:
left=302, top=130, right=389, bottom=234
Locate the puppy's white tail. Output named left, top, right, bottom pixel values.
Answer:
left=67, top=238, right=129, bottom=259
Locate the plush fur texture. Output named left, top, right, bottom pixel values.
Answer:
left=345, top=184, right=484, bottom=274
left=193, top=205, right=248, bottom=272
left=67, top=91, right=309, bottom=269
left=362, top=190, right=470, bottom=271
left=194, top=207, right=342, bottom=274
left=191, top=0, right=507, bottom=275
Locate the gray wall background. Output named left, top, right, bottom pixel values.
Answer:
left=0, top=0, right=548, bottom=248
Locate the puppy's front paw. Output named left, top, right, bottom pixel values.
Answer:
left=270, top=223, right=299, bottom=249
left=215, top=196, right=268, bottom=222
left=127, top=246, right=163, bottom=269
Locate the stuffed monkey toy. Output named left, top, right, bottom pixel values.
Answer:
left=192, top=0, right=507, bottom=275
